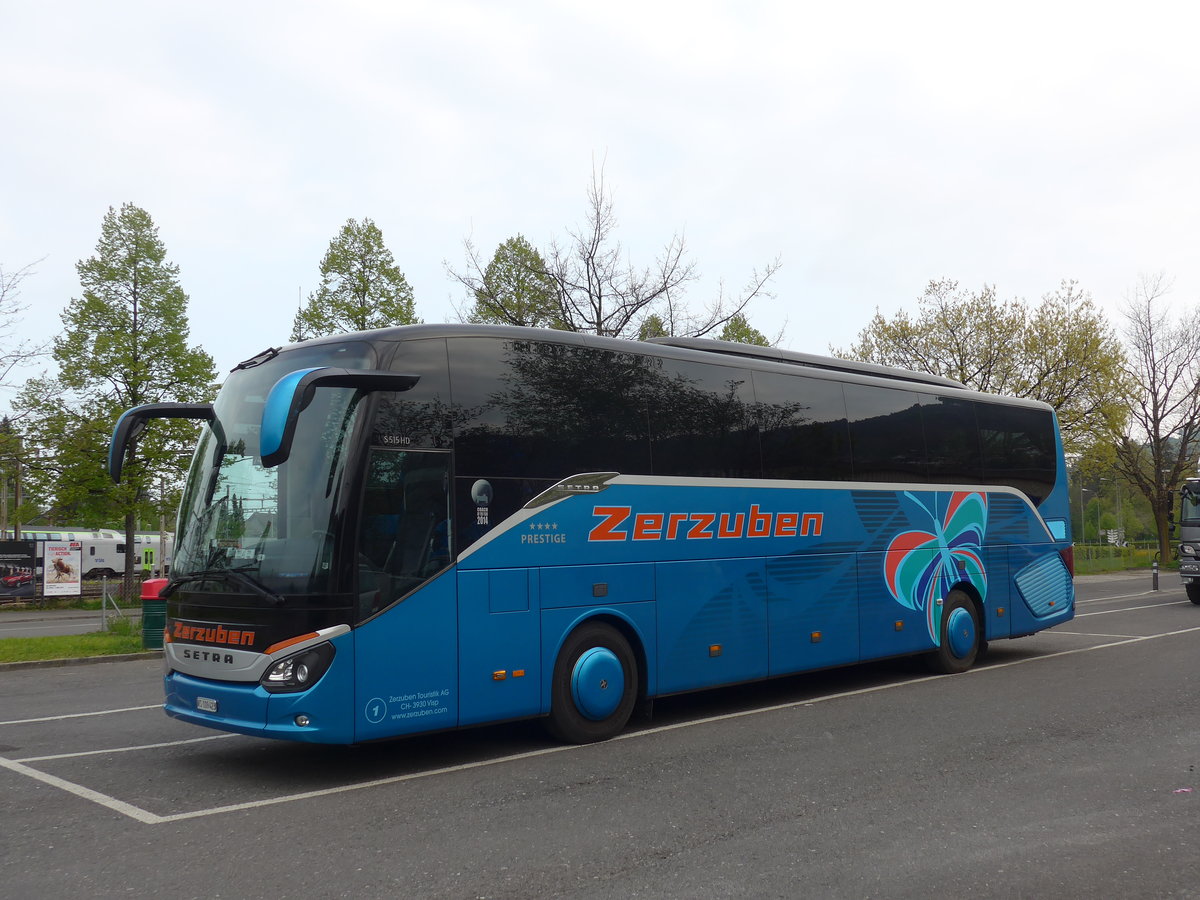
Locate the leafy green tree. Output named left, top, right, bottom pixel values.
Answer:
left=291, top=218, right=418, bottom=341
left=14, top=203, right=215, bottom=592
left=457, top=235, right=562, bottom=328
left=637, top=314, right=668, bottom=341
left=837, top=279, right=1128, bottom=456
left=640, top=311, right=771, bottom=344
left=718, top=313, right=770, bottom=346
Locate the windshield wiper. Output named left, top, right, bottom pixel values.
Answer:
left=231, top=346, right=280, bottom=371
left=161, top=565, right=285, bottom=606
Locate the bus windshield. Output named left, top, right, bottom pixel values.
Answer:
left=172, top=341, right=374, bottom=597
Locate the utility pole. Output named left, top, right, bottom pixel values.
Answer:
left=12, top=441, right=21, bottom=541
left=158, top=475, right=166, bottom=576
left=0, top=423, right=11, bottom=539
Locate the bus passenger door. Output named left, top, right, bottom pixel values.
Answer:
left=352, top=449, right=459, bottom=741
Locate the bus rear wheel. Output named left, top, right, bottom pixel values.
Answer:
left=927, top=590, right=980, bottom=675
left=546, top=622, right=638, bottom=744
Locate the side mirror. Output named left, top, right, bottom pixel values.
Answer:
left=109, top=403, right=216, bottom=483
left=259, top=368, right=419, bottom=468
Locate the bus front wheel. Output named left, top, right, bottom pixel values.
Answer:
left=927, top=590, right=980, bottom=675
left=1188, top=583, right=1200, bottom=606
left=546, top=622, right=638, bottom=744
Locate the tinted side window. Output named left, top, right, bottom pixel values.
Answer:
left=844, top=384, right=926, bottom=482
left=975, top=402, right=1056, bottom=503
left=648, top=360, right=759, bottom=477
left=755, top=371, right=851, bottom=480
left=448, top=337, right=531, bottom=478
left=377, top=339, right=453, bottom=449
left=919, top=394, right=982, bottom=484
left=448, top=337, right=652, bottom=479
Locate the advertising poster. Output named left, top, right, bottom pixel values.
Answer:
left=43, top=541, right=83, bottom=597
left=0, top=539, right=36, bottom=599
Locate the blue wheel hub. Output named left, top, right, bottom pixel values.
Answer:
left=946, top=606, right=976, bottom=658
left=571, top=647, right=625, bottom=721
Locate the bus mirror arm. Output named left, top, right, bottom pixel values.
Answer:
left=259, top=368, right=419, bottom=469
left=109, top=403, right=216, bottom=483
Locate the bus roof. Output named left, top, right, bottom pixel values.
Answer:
left=250, top=323, right=1044, bottom=405
left=644, top=336, right=966, bottom=390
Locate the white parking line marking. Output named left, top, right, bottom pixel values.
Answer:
left=969, top=626, right=1200, bottom=674
left=0, top=704, right=160, bottom=726
left=7, top=623, right=1200, bottom=826
left=1076, top=591, right=1159, bottom=604
left=1047, top=631, right=1140, bottom=638
left=16, top=733, right=236, bottom=762
left=0, top=756, right=164, bottom=825
left=1076, top=601, right=1193, bottom=617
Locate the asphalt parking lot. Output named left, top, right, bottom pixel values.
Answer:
left=2, top=572, right=1198, bottom=898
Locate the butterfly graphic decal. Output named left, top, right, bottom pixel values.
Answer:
left=884, top=491, right=988, bottom=644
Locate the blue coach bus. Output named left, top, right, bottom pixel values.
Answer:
left=109, top=325, right=1074, bottom=744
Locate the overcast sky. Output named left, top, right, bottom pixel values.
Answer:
left=3, top=1, right=1198, bottom=408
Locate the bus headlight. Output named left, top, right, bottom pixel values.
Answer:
left=1181, top=544, right=1196, bottom=557
left=261, top=643, right=335, bottom=693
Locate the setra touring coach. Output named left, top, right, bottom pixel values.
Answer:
left=109, top=324, right=1074, bottom=744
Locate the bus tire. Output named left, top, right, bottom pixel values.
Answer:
left=1188, top=583, right=1200, bottom=606
left=927, top=590, right=980, bottom=675
left=546, top=622, right=638, bottom=744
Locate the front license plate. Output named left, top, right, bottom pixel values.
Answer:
left=196, top=696, right=219, bottom=713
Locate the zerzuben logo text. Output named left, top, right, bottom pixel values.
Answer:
left=588, top=505, right=824, bottom=542
left=172, top=621, right=256, bottom=647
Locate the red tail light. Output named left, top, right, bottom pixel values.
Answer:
left=1060, top=545, right=1075, bottom=578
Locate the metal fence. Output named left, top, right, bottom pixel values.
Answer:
left=1074, top=541, right=1164, bottom=574
left=0, top=575, right=152, bottom=609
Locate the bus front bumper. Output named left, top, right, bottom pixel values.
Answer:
left=164, top=670, right=355, bottom=744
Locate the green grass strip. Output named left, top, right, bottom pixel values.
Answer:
left=0, top=623, right=147, bottom=663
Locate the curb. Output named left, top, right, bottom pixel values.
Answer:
left=0, top=650, right=162, bottom=672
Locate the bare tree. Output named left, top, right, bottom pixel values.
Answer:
left=448, top=166, right=780, bottom=339
left=545, top=167, right=779, bottom=337
left=0, top=259, right=49, bottom=386
left=0, top=259, right=49, bottom=539
left=1110, top=273, right=1200, bottom=560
